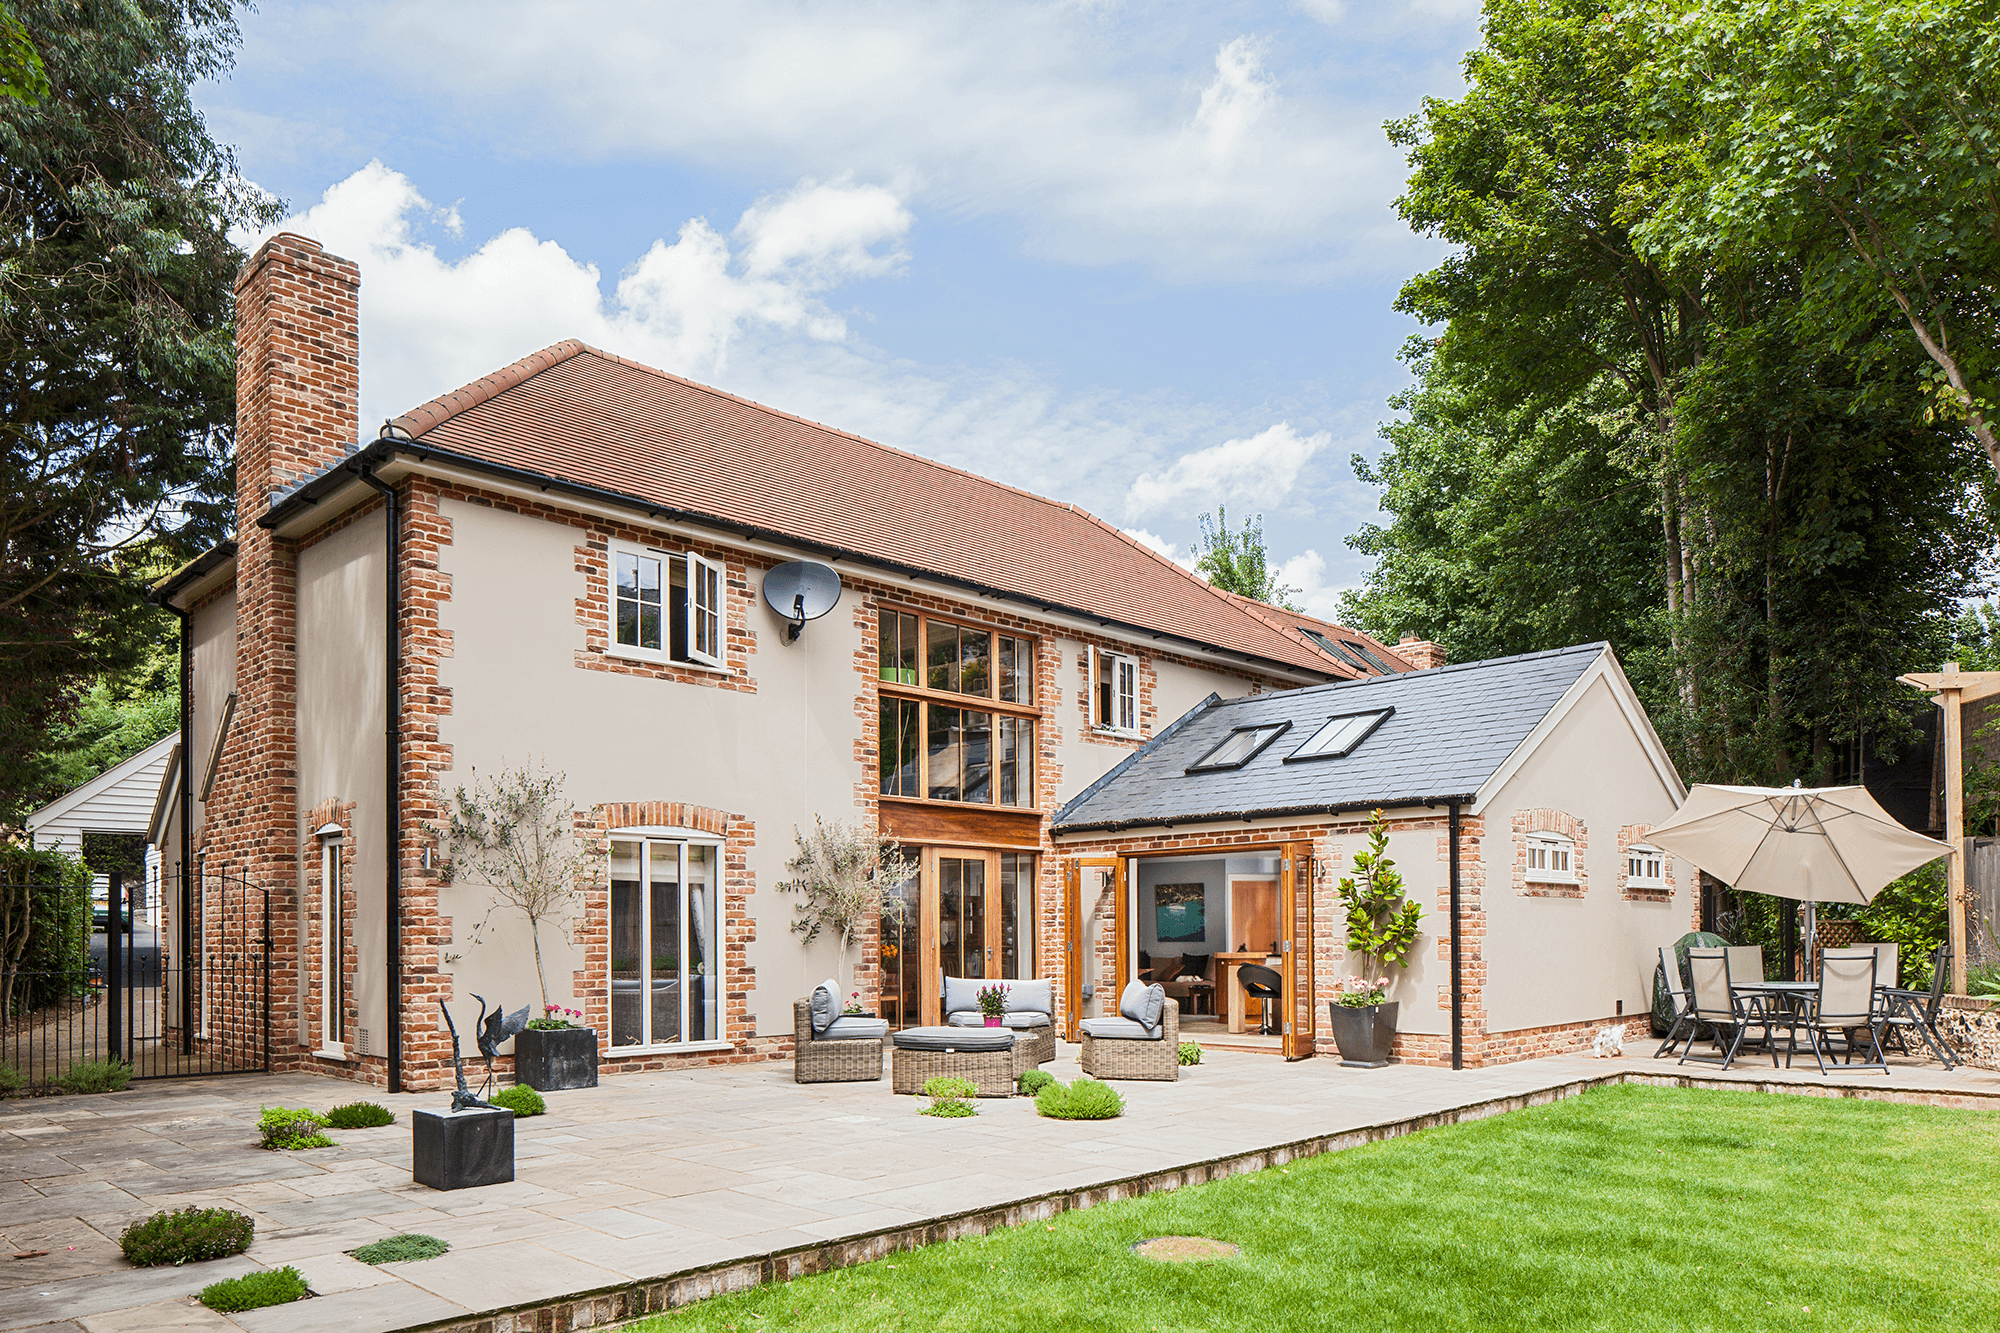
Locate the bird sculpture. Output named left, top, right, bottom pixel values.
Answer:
left=437, top=1000, right=487, bottom=1111
left=472, top=993, right=531, bottom=1093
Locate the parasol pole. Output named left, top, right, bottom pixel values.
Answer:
left=1941, top=664, right=1969, bottom=996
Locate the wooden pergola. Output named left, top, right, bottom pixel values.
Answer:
left=1897, top=661, right=2000, bottom=996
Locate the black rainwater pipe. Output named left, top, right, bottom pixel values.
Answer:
left=1449, top=801, right=1463, bottom=1071
left=357, top=467, right=403, bottom=1093
left=174, top=605, right=194, bottom=1055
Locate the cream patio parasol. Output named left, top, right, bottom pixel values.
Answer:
left=1646, top=783, right=1951, bottom=959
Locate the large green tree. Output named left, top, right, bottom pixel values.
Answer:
left=1191, top=507, right=1300, bottom=610
left=0, top=1, right=275, bottom=822
left=1352, top=0, right=1994, bottom=785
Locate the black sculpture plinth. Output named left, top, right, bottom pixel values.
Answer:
left=514, top=1027, right=599, bottom=1091
left=412, top=1106, right=515, bottom=1191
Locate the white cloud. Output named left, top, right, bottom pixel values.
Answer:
left=233, top=2, right=1439, bottom=282
left=1295, top=0, right=1347, bottom=23
left=1276, top=548, right=1354, bottom=623
left=1124, top=529, right=1201, bottom=572
left=1125, top=422, right=1330, bottom=519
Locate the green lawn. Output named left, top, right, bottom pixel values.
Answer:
left=632, top=1085, right=2000, bottom=1333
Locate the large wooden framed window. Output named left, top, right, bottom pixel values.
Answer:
left=877, top=608, right=1035, bottom=808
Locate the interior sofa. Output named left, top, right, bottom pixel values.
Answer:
left=1079, top=979, right=1179, bottom=1081
left=942, top=976, right=1056, bottom=1065
left=794, top=977, right=889, bottom=1084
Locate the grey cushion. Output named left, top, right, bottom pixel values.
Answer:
left=821, top=1016, right=888, bottom=1040
left=941, top=975, right=987, bottom=1016
left=1119, top=979, right=1165, bottom=1030
left=891, top=1025, right=1014, bottom=1052
left=1080, top=1016, right=1161, bottom=1040
left=947, top=1011, right=1050, bottom=1029
left=1004, top=978, right=1054, bottom=1015
left=809, top=978, right=841, bottom=1036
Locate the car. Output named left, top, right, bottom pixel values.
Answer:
left=91, top=907, right=134, bottom=933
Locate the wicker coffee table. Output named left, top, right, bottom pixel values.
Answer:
left=891, top=1027, right=1020, bottom=1096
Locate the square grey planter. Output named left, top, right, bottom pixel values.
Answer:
left=412, top=1106, right=514, bottom=1191
left=1326, top=1000, right=1399, bottom=1068
left=514, top=1026, right=599, bottom=1091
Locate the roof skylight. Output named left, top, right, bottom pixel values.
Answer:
left=1186, top=721, right=1292, bottom=773
left=1342, top=640, right=1403, bottom=673
left=1285, top=708, right=1394, bottom=762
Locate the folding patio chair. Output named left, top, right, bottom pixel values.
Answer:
left=1654, top=945, right=1698, bottom=1058
left=1878, top=942, right=1958, bottom=1069
left=1790, top=949, right=1888, bottom=1075
left=1679, top=949, right=1781, bottom=1071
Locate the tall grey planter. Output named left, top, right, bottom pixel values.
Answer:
left=514, top=1027, right=598, bottom=1091
left=1326, top=1001, right=1398, bottom=1068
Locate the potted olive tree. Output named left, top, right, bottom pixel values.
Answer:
left=438, top=761, right=596, bottom=1091
left=1327, top=810, right=1423, bottom=1068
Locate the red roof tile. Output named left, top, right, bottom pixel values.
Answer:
left=390, top=342, right=1339, bottom=675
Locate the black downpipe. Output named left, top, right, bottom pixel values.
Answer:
left=174, top=606, right=194, bottom=1055
left=1449, top=801, right=1463, bottom=1071
left=358, top=469, right=402, bottom=1093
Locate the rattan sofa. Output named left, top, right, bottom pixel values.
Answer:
left=793, top=996, right=887, bottom=1084
left=941, top=976, right=1056, bottom=1066
left=1079, top=986, right=1179, bottom=1082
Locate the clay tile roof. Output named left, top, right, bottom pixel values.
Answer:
left=1213, top=590, right=1413, bottom=676
left=389, top=342, right=1339, bottom=674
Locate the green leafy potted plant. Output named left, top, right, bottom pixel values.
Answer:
left=976, top=982, right=1010, bottom=1027
left=1328, top=809, right=1423, bottom=1067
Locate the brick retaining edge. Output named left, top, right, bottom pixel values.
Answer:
left=397, top=1069, right=2000, bottom=1333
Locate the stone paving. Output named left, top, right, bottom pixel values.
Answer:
left=3, top=1041, right=1994, bottom=1333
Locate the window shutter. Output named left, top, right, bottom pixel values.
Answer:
left=686, top=552, right=722, bottom=667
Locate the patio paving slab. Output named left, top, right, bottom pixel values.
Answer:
left=4, top=1041, right=1994, bottom=1332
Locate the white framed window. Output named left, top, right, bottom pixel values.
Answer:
left=1093, top=648, right=1139, bottom=733
left=1526, top=832, right=1576, bottom=883
left=608, top=833, right=722, bottom=1051
left=318, top=831, right=345, bottom=1051
left=611, top=542, right=724, bottom=669
left=1626, top=843, right=1665, bottom=889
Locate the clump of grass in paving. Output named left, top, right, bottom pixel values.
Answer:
left=625, top=1084, right=2000, bottom=1332
left=1017, top=1068, right=1056, bottom=1096
left=1177, top=1041, right=1204, bottom=1065
left=1034, top=1077, right=1124, bottom=1120
left=199, top=1265, right=307, bottom=1312
left=258, top=1105, right=333, bottom=1150
left=918, top=1075, right=978, bottom=1117
left=352, top=1233, right=449, bottom=1264
left=120, top=1206, right=253, bottom=1267
left=490, top=1084, right=546, bottom=1117
left=54, top=1058, right=130, bottom=1094
left=324, top=1100, right=395, bottom=1128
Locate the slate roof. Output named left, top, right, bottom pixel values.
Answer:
left=1053, top=643, right=1609, bottom=832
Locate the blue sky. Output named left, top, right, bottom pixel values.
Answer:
left=196, top=0, right=1482, bottom=619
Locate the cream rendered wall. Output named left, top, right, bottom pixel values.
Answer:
left=295, top=514, right=387, bottom=1057
left=435, top=499, right=864, bottom=1040
left=1479, top=673, right=1686, bottom=1034
left=1046, top=636, right=1263, bottom=805
left=1320, top=814, right=1449, bottom=1038
left=186, top=588, right=237, bottom=860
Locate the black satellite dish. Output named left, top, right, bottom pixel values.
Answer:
left=762, top=561, right=842, bottom=644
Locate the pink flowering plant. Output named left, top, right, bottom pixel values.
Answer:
left=1332, top=975, right=1388, bottom=1009
left=526, top=1004, right=586, bottom=1031
left=842, top=990, right=865, bottom=1015
left=975, top=982, right=1011, bottom=1017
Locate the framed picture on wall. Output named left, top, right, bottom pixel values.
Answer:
left=1155, top=883, right=1206, bottom=943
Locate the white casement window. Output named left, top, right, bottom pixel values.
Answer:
left=1526, top=833, right=1577, bottom=883
left=1093, top=648, right=1139, bottom=733
left=318, top=830, right=345, bottom=1051
left=608, top=833, right=722, bottom=1051
left=612, top=543, right=724, bottom=669
left=1627, top=843, right=1665, bottom=889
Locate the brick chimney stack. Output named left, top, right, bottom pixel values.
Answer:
left=1397, top=634, right=1447, bottom=671
left=206, top=234, right=362, bottom=1068
left=234, top=233, right=361, bottom=527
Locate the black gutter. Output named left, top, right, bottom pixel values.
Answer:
left=258, top=437, right=1337, bottom=687
left=174, top=605, right=194, bottom=1056
left=147, top=539, right=240, bottom=608
left=356, top=467, right=403, bottom=1094
left=1449, top=800, right=1463, bottom=1071
left=1053, top=793, right=1481, bottom=837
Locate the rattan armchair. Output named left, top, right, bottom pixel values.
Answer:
left=1079, top=997, right=1180, bottom=1081
left=793, top=998, right=885, bottom=1084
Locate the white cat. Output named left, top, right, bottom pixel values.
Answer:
left=1591, top=1025, right=1626, bottom=1058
